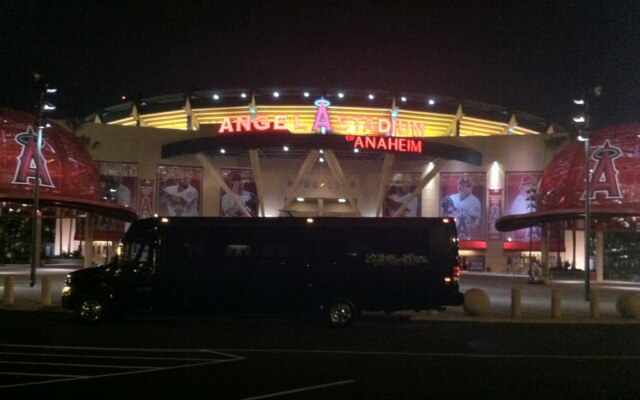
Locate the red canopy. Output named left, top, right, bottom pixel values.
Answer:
left=497, top=122, right=640, bottom=232
left=0, top=108, right=136, bottom=221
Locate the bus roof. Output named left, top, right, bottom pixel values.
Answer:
left=126, top=216, right=456, bottom=237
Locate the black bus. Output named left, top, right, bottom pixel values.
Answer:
left=62, top=217, right=464, bottom=325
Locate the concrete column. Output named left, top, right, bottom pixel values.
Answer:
left=595, top=231, right=604, bottom=281
left=511, top=288, right=522, bottom=318
left=590, top=289, right=601, bottom=318
left=3, top=276, right=15, bottom=305
left=551, top=288, right=562, bottom=319
left=541, top=223, right=550, bottom=281
left=41, top=276, right=52, bottom=306
left=83, top=213, right=95, bottom=268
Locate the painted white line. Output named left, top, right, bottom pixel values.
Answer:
left=0, top=350, right=221, bottom=362
left=0, top=345, right=245, bottom=389
left=212, top=348, right=640, bottom=360
left=0, top=344, right=244, bottom=362
left=240, top=380, right=356, bottom=400
left=1, top=372, right=84, bottom=378
left=0, top=360, right=156, bottom=369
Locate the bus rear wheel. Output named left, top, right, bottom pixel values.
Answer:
left=326, top=298, right=356, bottom=327
left=76, top=297, right=108, bottom=324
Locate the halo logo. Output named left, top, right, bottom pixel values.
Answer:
left=12, top=125, right=55, bottom=188
left=312, top=98, right=332, bottom=133
left=582, top=139, right=622, bottom=200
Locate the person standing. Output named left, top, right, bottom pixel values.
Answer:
left=528, top=257, right=542, bottom=283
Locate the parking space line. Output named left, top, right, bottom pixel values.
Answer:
left=0, top=344, right=245, bottom=389
left=0, top=360, right=157, bottom=369
left=240, top=380, right=356, bottom=400
left=0, top=350, right=228, bottom=362
left=212, top=348, right=640, bottom=360
left=1, top=372, right=85, bottom=378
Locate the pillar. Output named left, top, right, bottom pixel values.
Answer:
left=541, top=223, right=550, bottom=280
left=595, top=231, right=604, bottom=281
left=83, top=213, right=95, bottom=268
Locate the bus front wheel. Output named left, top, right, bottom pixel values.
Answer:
left=326, top=298, right=356, bottom=327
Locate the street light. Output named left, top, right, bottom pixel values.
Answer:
left=527, top=188, right=536, bottom=264
left=573, top=86, right=601, bottom=302
left=30, top=73, right=56, bottom=287
left=577, top=132, right=591, bottom=301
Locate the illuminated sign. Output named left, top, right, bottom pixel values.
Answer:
left=12, top=125, right=55, bottom=188
left=346, top=135, right=423, bottom=153
left=219, top=115, right=295, bottom=133
left=218, top=97, right=426, bottom=136
left=312, top=99, right=332, bottom=132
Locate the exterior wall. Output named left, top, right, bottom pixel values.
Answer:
left=78, top=122, right=560, bottom=271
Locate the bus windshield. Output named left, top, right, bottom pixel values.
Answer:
left=121, top=240, right=153, bottom=271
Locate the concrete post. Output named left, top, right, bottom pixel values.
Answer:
left=595, top=231, right=604, bottom=281
left=551, top=288, right=562, bottom=318
left=3, top=276, right=15, bottom=305
left=590, top=289, right=601, bottom=319
left=41, top=276, right=52, bottom=306
left=541, top=223, right=550, bottom=281
left=511, top=288, right=522, bottom=318
left=83, top=213, right=95, bottom=268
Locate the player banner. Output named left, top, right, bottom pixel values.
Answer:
left=94, top=162, right=139, bottom=241
left=220, top=168, right=259, bottom=217
left=504, top=172, right=543, bottom=242
left=383, top=172, right=422, bottom=217
left=440, top=172, right=486, bottom=241
left=157, top=165, right=203, bottom=217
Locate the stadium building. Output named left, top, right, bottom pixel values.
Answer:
left=3, top=87, right=639, bottom=281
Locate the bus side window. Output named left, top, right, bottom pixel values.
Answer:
left=226, top=244, right=252, bottom=258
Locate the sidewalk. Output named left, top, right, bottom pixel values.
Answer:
left=0, top=263, right=78, bottom=311
left=1, top=265, right=639, bottom=323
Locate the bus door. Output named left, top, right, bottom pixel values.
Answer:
left=117, top=240, right=155, bottom=311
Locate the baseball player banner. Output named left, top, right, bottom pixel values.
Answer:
left=156, top=165, right=203, bottom=217
left=487, top=188, right=502, bottom=240
left=504, top=172, right=543, bottom=242
left=220, top=168, right=259, bottom=217
left=383, top=172, right=422, bottom=217
left=94, top=162, right=139, bottom=240
left=440, top=172, right=486, bottom=241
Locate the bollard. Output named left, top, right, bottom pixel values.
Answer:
left=590, top=289, right=601, bottom=319
left=511, top=288, right=522, bottom=318
left=41, top=276, right=52, bottom=306
left=3, top=276, right=15, bottom=305
left=551, top=288, right=562, bottom=319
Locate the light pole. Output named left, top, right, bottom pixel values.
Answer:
left=30, top=73, right=56, bottom=287
left=577, top=130, right=590, bottom=301
left=574, top=86, right=600, bottom=301
left=528, top=188, right=536, bottom=264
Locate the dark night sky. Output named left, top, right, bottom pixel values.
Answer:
left=1, top=1, right=638, bottom=129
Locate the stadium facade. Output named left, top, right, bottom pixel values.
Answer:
left=65, top=87, right=576, bottom=275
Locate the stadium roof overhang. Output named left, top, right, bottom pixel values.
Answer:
left=162, top=132, right=483, bottom=166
